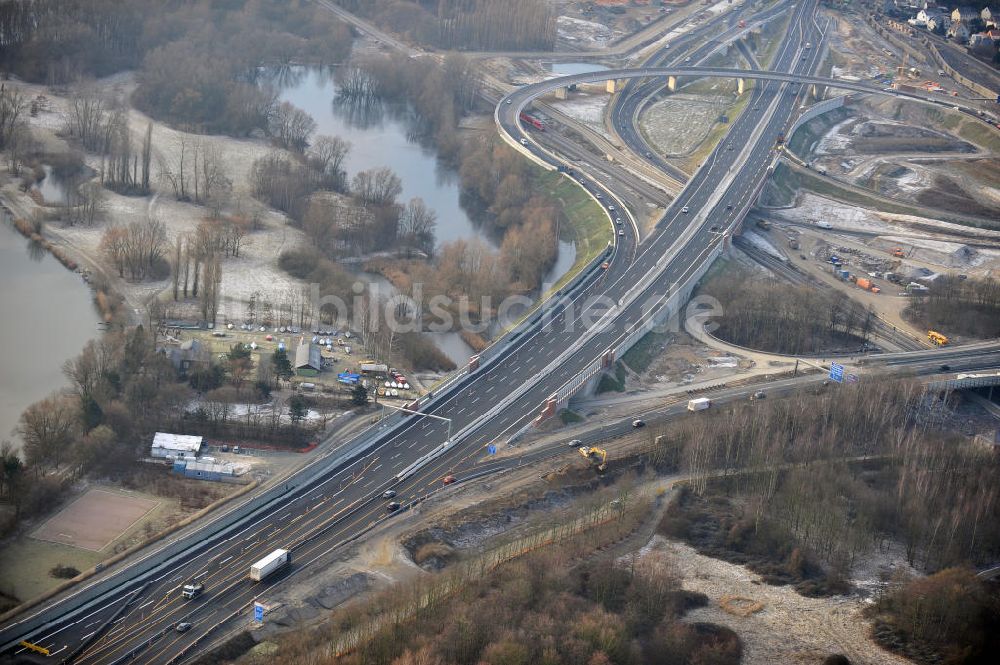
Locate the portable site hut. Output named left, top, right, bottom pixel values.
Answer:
left=172, top=458, right=236, bottom=482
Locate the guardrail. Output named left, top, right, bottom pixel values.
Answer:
left=2, top=136, right=620, bottom=659
left=786, top=94, right=846, bottom=138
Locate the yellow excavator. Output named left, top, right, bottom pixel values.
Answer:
left=579, top=446, right=608, bottom=472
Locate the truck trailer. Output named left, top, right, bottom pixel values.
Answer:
left=687, top=398, right=711, bottom=412
left=250, top=549, right=290, bottom=582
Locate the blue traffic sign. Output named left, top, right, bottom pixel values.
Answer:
left=829, top=363, right=845, bottom=383
left=487, top=443, right=497, bottom=455
left=254, top=603, right=264, bottom=622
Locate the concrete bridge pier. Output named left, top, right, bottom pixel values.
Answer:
left=809, top=83, right=826, bottom=100
left=667, top=75, right=677, bottom=92
left=737, top=78, right=746, bottom=95
left=554, top=86, right=568, bottom=100
left=606, top=79, right=620, bottom=94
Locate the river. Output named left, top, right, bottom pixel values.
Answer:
left=0, top=210, right=100, bottom=447
left=272, top=66, right=579, bottom=367
left=270, top=66, right=496, bottom=247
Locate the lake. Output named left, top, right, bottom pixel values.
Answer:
left=0, top=211, right=99, bottom=448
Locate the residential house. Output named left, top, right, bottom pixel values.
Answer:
left=948, top=20, right=972, bottom=41
left=983, top=6, right=1000, bottom=26
left=161, top=338, right=208, bottom=375
left=969, top=27, right=1000, bottom=45
left=952, top=6, right=979, bottom=23
left=917, top=8, right=944, bottom=24
left=926, top=13, right=950, bottom=32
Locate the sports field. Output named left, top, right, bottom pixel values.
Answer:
left=31, top=489, right=160, bottom=552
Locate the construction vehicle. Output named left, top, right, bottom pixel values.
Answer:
left=756, top=219, right=771, bottom=231
left=579, top=446, right=608, bottom=472
left=891, top=247, right=905, bottom=258
left=927, top=330, right=948, bottom=346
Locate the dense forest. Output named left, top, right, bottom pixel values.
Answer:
left=333, top=0, right=557, bottom=51
left=869, top=567, right=1000, bottom=665
left=649, top=380, right=1000, bottom=580
left=700, top=263, right=875, bottom=354
left=272, top=540, right=741, bottom=665
left=904, top=275, right=1000, bottom=339
left=0, top=0, right=352, bottom=134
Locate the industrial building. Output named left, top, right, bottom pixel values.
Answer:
left=151, top=432, right=203, bottom=459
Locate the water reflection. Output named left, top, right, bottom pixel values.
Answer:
left=274, top=65, right=495, bottom=246
left=34, top=165, right=69, bottom=205
left=331, top=92, right=386, bottom=130
left=0, top=213, right=99, bottom=447
left=26, top=238, right=46, bottom=262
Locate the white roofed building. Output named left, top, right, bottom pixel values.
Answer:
left=151, top=432, right=204, bottom=459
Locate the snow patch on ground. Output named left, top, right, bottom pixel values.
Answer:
left=548, top=94, right=610, bottom=134
left=813, top=118, right=854, bottom=155
left=730, top=246, right=776, bottom=276
left=882, top=235, right=1000, bottom=268
left=557, top=16, right=612, bottom=48
left=894, top=166, right=925, bottom=193
left=774, top=192, right=1000, bottom=240
left=14, top=71, right=314, bottom=319
left=742, top=230, right=786, bottom=261
left=634, top=536, right=912, bottom=665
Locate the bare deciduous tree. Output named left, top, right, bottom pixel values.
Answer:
left=398, top=197, right=436, bottom=258
left=352, top=166, right=402, bottom=206
left=268, top=101, right=316, bottom=151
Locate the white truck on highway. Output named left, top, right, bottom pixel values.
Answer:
left=250, top=549, right=290, bottom=582
left=181, top=582, right=204, bottom=599
left=687, top=398, right=712, bottom=411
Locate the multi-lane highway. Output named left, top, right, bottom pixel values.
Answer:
left=3, top=1, right=996, bottom=663
left=0, top=1, right=830, bottom=661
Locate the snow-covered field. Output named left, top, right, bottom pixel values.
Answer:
left=548, top=94, right=610, bottom=134
left=631, top=536, right=913, bottom=665
left=11, top=73, right=312, bottom=318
